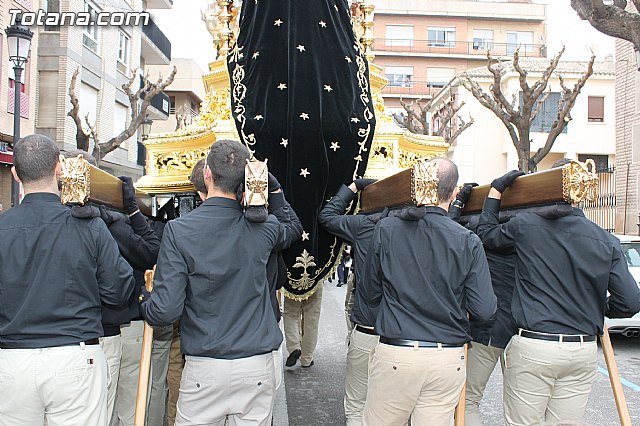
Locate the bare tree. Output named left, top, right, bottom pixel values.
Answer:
left=459, top=48, right=595, bottom=172
left=67, top=66, right=177, bottom=164
left=392, top=94, right=473, bottom=145
left=571, top=0, right=640, bottom=50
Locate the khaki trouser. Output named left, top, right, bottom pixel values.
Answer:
left=503, top=334, right=597, bottom=426
left=0, top=344, right=108, bottom=426
left=344, top=328, right=379, bottom=426
left=101, top=334, right=123, bottom=425
left=464, top=342, right=504, bottom=426
left=176, top=352, right=277, bottom=426
left=283, top=284, right=323, bottom=366
left=148, top=325, right=173, bottom=426
left=167, top=324, right=184, bottom=426
left=363, top=342, right=466, bottom=426
left=112, top=320, right=144, bottom=426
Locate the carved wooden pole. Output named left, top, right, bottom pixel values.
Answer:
left=134, top=267, right=155, bottom=426
left=601, top=324, right=632, bottom=426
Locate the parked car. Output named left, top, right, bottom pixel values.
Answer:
left=606, top=235, right=640, bottom=337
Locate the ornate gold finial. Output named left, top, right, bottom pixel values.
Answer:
left=202, top=0, right=238, bottom=59
left=562, top=159, right=599, bottom=203
left=244, top=159, right=269, bottom=207
left=60, top=154, right=91, bottom=205
left=411, top=159, right=439, bottom=206
left=359, top=1, right=375, bottom=62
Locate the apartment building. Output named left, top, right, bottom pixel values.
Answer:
left=371, top=0, right=546, bottom=111
left=147, top=58, right=206, bottom=134
left=36, top=0, right=172, bottom=179
left=0, top=0, right=39, bottom=209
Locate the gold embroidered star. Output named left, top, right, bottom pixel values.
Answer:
left=301, top=231, right=310, bottom=241
left=354, top=155, right=363, bottom=162
left=252, top=51, right=260, bottom=59
left=296, top=45, right=306, bottom=52
left=274, top=19, right=283, bottom=26
left=300, top=168, right=310, bottom=178
left=319, top=21, right=327, bottom=28
left=330, top=142, right=340, bottom=151
left=277, top=83, right=287, bottom=90
left=351, top=117, right=360, bottom=123
left=345, top=56, right=352, bottom=63
left=324, top=85, right=333, bottom=92
left=280, top=138, right=288, bottom=147
left=254, top=114, right=263, bottom=120
left=300, top=112, right=310, bottom=120
left=334, top=4, right=338, bottom=11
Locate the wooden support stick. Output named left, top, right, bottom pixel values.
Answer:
left=134, top=267, right=156, bottom=426
left=600, top=324, right=632, bottom=426
left=454, top=343, right=468, bottom=426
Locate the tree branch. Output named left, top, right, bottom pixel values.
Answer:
left=531, top=54, right=596, bottom=166
left=67, top=68, right=91, bottom=152
left=92, top=67, right=177, bottom=160
left=530, top=88, right=550, bottom=124
left=571, top=0, right=640, bottom=49
left=446, top=115, right=474, bottom=144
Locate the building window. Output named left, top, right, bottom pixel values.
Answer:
left=117, top=31, right=130, bottom=74
left=44, top=0, right=61, bottom=31
left=385, top=25, right=414, bottom=47
left=428, top=27, right=456, bottom=48
left=385, top=66, right=413, bottom=87
left=83, top=1, right=99, bottom=54
left=473, top=29, right=493, bottom=51
left=9, top=79, right=27, bottom=93
left=578, top=154, right=609, bottom=172
left=507, top=31, right=533, bottom=55
left=169, top=96, right=176, bottom=114
left=588, top=96, right=604, bottom=122
left=521, top=92, right=568, bottom=134
left=427, top=67, right=455, bottom=88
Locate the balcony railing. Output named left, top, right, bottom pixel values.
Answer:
left=382, top=81, right=445, bottom=97
left=142, top=17, right=172, bottom=61
left=375, top=39, right=545, bottom=57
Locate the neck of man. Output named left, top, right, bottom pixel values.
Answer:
left=437, top=201, right=450, bottom=212
left=22, top=177, right=60, bottom=197
left=207, top=186, right=236, bottom=201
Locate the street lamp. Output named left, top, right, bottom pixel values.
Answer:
left=5, top=17, right=33, bottom=208
left=141, top=116, right=154, bottom=140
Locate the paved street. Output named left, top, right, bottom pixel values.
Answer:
left=278, top=282, right=640, bottom=425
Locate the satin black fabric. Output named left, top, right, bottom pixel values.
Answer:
left=228, top=0, right=376, bottom=298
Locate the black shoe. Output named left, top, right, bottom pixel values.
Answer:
left=302, top=360, right=314, bottom=368
left=286, top=349, right=301, bottom=367
left=337, top=282, right=344, bottom=287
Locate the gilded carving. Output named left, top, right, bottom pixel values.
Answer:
left=562, top=159, right=598, bottom=204
left=244, top=159, right=269, bottom=207
left=194, top=88, right=233, bottom=128
left=370, top=140, right=394, bottom=165
left=151, top=148, right=209, bottom=176
left=411, top=160, right=439, bottom=206
left=60, top=155, right=90, bottom=205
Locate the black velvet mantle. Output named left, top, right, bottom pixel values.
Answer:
left=228, top=0, right=376, bottom=299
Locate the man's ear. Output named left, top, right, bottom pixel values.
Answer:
left=54, top=160, right=63, bottom=179
left=10, top=166, right=21, bottom=184
left=450, top=186, right=460, bottom=203
left=204, top=164, right=213, bottom=184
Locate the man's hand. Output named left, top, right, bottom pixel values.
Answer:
left=268, top=172, right=281, bottom=192
left=119, top=176, right=139, bottom=214
left=354, top=178, right=377, bottom=191
left=491, top=171, right=524, bottom=194
left=453, top=183, right=478, bottom=208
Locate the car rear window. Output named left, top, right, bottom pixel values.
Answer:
left=622, top=243, right=640, bottom=267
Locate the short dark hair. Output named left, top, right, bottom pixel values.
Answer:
left=14, top=134, right=61, bottom=184
left=552, top=158, right=572, bottom=168
left=189, top=158, right=207, bottom=194
left=430, top=157, right=459, bottom=203
left=206, top=140, right=250, bottom=194
left=61, top=149, right=97, bottom=166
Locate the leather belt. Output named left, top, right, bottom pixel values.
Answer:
left=0, top=338, right=100, bottom=349
left=380, top=337, right=464, bottom=348
left=519, top=329, right=596, bottom=343
left=355, top=325, right=378, bottom=336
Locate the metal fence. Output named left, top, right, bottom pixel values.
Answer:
left=580, top=167, right=616, bottom=232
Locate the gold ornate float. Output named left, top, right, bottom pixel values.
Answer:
left=134, top=0, right=448, bottom=195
